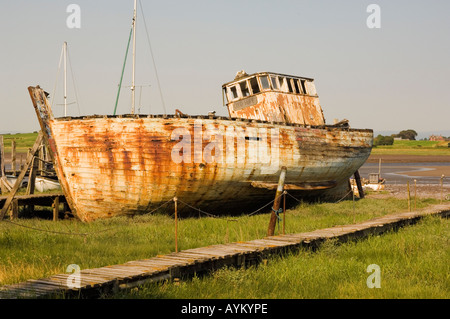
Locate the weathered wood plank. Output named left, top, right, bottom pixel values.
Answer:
left=154, top=255, right=199, bottom=264
left=177, top=249, right=232, bottom=259
left=122, top=260, right=174, bottom=270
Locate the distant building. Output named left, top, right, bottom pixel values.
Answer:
left=429, top=135, right=446, bottom=141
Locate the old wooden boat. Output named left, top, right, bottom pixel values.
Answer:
left=27, top=1, right=372, bottom=222
left=28, top=69, right=372, bottom=222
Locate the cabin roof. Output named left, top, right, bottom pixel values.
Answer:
left=222, top=71, right=315, bottom=88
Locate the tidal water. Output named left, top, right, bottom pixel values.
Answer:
left=359, top=162, right=450, bottom=185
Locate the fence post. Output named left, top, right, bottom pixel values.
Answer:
left=11, top=140, right=16, bottom=176
left=282, top=191, right=286, bottom=235
left=441, top=175, right=445, bottom=204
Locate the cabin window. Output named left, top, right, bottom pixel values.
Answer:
left=223, top=87, right=229, bottom=104
left=300, top=80, right=308, bottom=95
left=286, top=78, right=294, bottom=93
left=230, top=86, right=239, bottom=100
left=239, top=81, right=250, bottom=97
left=270, top=76, right=279, bottom=90
left=279, top=77, right=288, bottom=92
left=249, top=77, right=260, bottom=94
left=293, top=79, right=301, bottom=94
left=259, top=76, right=270, bottom=90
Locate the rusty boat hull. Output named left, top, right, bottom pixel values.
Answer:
left=29, top=86, right=372, bottom=222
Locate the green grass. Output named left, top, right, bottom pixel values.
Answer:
left=122, top=216, right=448, bottom=299
left=1, top=132, right=39, bottom=153
left=0, top=197, right=441, bottom=292
left=372, top=139, right=450, bottom=156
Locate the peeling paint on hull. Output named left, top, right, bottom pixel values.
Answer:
left=54, top=117, right=371, bottom=222
left=29, top=86, right=373, bottom=222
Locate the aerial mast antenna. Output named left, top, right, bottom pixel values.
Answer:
left=63, top=41, right=68, bottom=116
left=131, top=0, right=137, bottom=114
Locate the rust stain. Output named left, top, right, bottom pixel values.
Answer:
left=28, top=70, right=373, bottom=222
left=46, top=116, right=372, bottom=222
left=223, top=72, right=325, bottom=126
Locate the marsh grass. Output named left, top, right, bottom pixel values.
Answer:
left=0, top=196, right=440, bottom=290
left=118, top=216, right=449, bottom=299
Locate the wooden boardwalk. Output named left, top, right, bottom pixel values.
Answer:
left=1, top=203, right=449, bottom=299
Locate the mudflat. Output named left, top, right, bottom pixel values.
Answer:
left=368, top=154, right=450, bottom=164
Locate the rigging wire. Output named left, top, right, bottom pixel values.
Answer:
left=50, top=43, right=82, bottom=116
left=66, top=48, right=82, bottom=116
left=50, top=46, right=64, bottom=109
left=114, top=27, right=134, bottom=115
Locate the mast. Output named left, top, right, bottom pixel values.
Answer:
left=63, top=41, right=68, bottom=116
left=131, top=0, right=137, bottom=114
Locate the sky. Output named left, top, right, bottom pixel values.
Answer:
left=0, top=0, right=449, bottom=138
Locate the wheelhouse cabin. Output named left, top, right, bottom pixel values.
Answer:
left=222, top=71, right=325, bottom=126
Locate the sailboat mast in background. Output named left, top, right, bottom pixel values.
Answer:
left=131, top=0, right=137, bottom=114
left=63, top=41, right=68, bottom=117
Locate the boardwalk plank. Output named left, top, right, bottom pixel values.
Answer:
left=154, top=255, right=199, bottom=264
left=177, top=249, right=232, bottom=259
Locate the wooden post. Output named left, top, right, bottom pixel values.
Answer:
left=26, top=156, right=38, bottom=195
left=11, top=140, right=16, bottom=176
left=42, top=145, right=48, bottom=177
left=378, top=158, right=382, bottom=178
left=0, top=132, right=44, bottom=220
left=174, top=197, right=178, bottom=253
left=53, top=196, right=60, bottom=221
left=282, top=191, right=286, bottom=235
left=0, top=136, right=4, bottom=177
left=353, top=170, right=364, bottom=199
left=268, top=166, right=287, bottom=237
left=38, top=143, right=44, bottom=175
left=0, top=136, right=6, bottom=194
left=353, top=185, right=356, bottom=223
left=407, top=181, right=411, bottom=212
left=11, top=199, right=19, bottom=220
left=441, top=175, right=445, bottom=204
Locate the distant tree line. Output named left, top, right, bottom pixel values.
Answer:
left=374, top=135, right=394, bottom=146
left=374, top=129, right=418, bottom=146
left=393, top=129, right=418, bottom=140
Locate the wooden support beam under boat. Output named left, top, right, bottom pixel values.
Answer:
left=267, top=167, right=287, bottom=237
left=353, top=170, right=365, bottom=199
